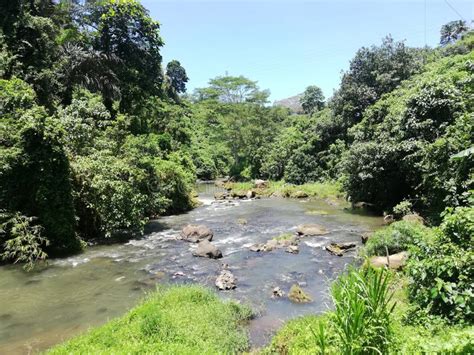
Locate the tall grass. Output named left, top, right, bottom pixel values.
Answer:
left=265, top=266, right=396, bottom=354
left=331, top=266, right=395, bottom=354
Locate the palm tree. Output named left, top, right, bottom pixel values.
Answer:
left=57, top=43, right=121, bottom=112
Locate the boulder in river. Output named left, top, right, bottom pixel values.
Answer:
left=292, top=190, right=308, bottom=198
left=192, top=240, right=223, bottom=259
left=384, top=214, right=395, bottom=225
left=369, top=251, right=408, bottom=270
left=325, top=242, right=356, bottom=257
left=272, top=287, right=284, bottom=298
left=231, top=190, right=248, bottom=199
left=288, top=284, right=312, bottom=303
left=254, top=179, right=268, bottom=189
left=286, top=245, right=299, bottom=254
left=215, top=270, right=236, bottom=290
left=179, top=224, right=213, bottom=242
left=214, top=192, right=228, bottom=200
left=296, top=224, right=328, bottom=236
left=246, top=190, right=256, bottom=199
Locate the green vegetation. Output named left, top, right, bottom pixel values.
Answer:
left=0, top=2, right=472, bottom=353
left=363, top=220, right=433, bottom=256
left=266, top=267, right=395, bottom=354
left=226, top=181, right=344, bottom=200
left=266, top=206, right=474, bottom=354
left=48, top=285, right=252, bottom=354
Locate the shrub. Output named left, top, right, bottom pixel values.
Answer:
left=364, top=221, right=433, bottom=256
left=392, top=200, right=413, bottom=218
left=407, top=207, right=474, bottom=323
left=0, top=211, right=48, bottom=270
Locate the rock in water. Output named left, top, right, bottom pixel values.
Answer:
left=214, top=192, right=228, bottom=200
left=192, top=240, right=223, bottom=259
left=246, top=190, right=256, bottom=199
left=215, top=270, right=236, bottom=290
left=296, top=224, right=328, bottom=236
left=272, top=287, right=284, bottom=298
left=384, top=214, right=395, bottom=225
left=325, top=242, right=356, bottom=256
left=288, top=284, right=312, bottom=303
left=286, top=245, right=299, bottom=254
left=179, top=224, right=213, bottom=243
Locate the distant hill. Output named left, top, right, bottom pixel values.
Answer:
left=273, top=94, right=304, bottom=114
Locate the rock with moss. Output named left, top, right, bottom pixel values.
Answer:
left=288, top=284, right=312, bottom=303
left=325, top=242, right=356, bottom=256
left=402, top=214, right=425, bottom=225
left=292, top=190, right=308, bottom=198
left=215, top=270, right=237, bottom=290
left=296, top=224, right=328, bottom=236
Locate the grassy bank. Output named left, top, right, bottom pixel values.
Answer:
left=225, top=181, right=344, bottom=200
left=264, top=273, right=473, bottom=354
left=48, top=285, right=252, bottom=354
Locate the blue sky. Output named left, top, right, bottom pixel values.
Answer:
left=141, top=0, right=473, bottom=102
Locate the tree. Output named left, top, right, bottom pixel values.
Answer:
left=166, top=60, right=189, bottom=95
left=194, top=75, right=269, bottom=105
left=440, top=20, right=470, bottom=46
left=87, top=0, right=164, bottom=112
left=300, top=85, right=325, bottom=115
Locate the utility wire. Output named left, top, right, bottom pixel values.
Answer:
left=443, top=0, right=466, bottom=21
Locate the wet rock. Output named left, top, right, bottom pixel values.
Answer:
left=173, top=271, right=186, bottom=278
left=214, top=192, right=228, bottom=200
left=215, top=270, right=236, bottom=290
left=264, top=239, right=279, bottom=251
left=296, top=224, right=328, bottom=236
left=192, top=240, right=223, bottom=259
left=384, top=214, right=395, bottom=225
left=369, top=251, right=408, bottom=270
left=254, top=179, right=268, bottom=189
left=402, top=214, right=425, bottom=225
left=292, top=190, right=308, bottom=198
left=286, top=245, right=299, bottom=254
left=288, top=284, right=312, bottom=303
left=272, top=287, right=284, bottom=298
left=179, top=224, right=213, bottom=243
left=249, top=243, right=266, bottom=252
left=352, top=201, right=375, bottom=209
left=237, top=218, right=248, bottom=225
left=231, top=190, right=248, bottom=199
left=325, top=242, right=356, bottom=257
left=246, top=190, right=256, bottom=199
left=361, top=234, right=370, bottom=244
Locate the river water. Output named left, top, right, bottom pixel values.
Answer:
left=0, top=184, right=382, bottom=353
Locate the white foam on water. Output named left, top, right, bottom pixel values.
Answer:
left=304, top=240, right=325, bottom=248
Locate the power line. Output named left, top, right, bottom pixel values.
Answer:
left=443, top=0, right=466, bottom=21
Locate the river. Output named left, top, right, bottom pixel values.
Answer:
left=0, top=184, right=382, bottom=353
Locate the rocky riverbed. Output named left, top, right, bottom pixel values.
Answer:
left=0, top=183, right=383, bottom=353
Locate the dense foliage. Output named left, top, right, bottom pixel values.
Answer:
left=1, top=1, right=472, bottom=274
left=407, top=207, right=473, bottom=323
left=0, top=0, right=196, bottom=266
